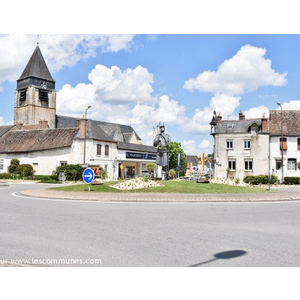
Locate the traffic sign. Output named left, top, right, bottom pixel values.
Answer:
left=82, top=168, right=95, bottom=184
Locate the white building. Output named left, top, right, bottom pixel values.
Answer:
left=0, top=44, right=157, bottom=178
left=210, top=110, right=269, bottom=180
left=269, top=110, right=300, bottom=182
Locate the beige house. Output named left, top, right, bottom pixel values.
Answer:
left=210, top=110, right=269, bottom=180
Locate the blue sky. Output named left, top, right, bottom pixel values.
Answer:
left=1, top=34, right=300, bottom=155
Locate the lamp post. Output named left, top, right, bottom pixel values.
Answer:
left=83, top=105, right=92, bottom=165
left=277, top=102, right=283, bottom=184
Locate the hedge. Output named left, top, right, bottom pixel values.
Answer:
left=243, top=175, right=278, bottom=185
left=284, top=177, right=300, bottom=185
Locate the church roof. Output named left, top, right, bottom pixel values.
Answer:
left=18, top=45, right=55, bottom=83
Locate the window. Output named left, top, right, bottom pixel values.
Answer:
left=228, top=159, right=236, bottom=171
left=288, top=159, right=296, bottom=171
left=60, top=161, right=67, bottom=166
left=97, top=144, right=101, bottom=156
left=226, top=140, right=233, bottom=149
left=244, top=159, right=253, bottom=171
left=244, top=140, right=251, bottom=149
left=280, top=138, right=287, bottom=150
left=105, top=145, right=109, bottom=156
left=276, top=160, right=282, bottom=171
left=0, top=159, right=3, bottom=170
left=297, top=138, right=300, bottom=151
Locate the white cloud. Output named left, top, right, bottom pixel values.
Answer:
left=89, top=64, right=154, bottom=104
left=0, top=116, right=5, bottom=125
left=281, top=100, right=300, bottom=110
left=182, top=44, right=287, bottom=135
left=182, top=139, right=213, bottom=156
left=0, top=34, right=136, bottom=85
left=184, top=44, right=287, bottom=95
left=244, top=105, right=269, bottom=118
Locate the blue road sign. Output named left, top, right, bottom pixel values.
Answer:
left=82, top=168, right=95, bottom=184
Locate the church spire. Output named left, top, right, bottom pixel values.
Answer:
left=18, top=45, right=55, bottom=85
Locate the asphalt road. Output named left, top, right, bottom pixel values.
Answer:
left=1, top=182, right=300, bottom=267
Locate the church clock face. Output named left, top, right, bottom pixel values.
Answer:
left=40, top=80, right=47, bottom=89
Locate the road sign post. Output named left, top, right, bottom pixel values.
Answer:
left=82, top=168, right=95, bottom=191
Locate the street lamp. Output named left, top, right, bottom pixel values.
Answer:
left=83, top=105, right=92, bottom=165
left=277, top=102, right=284, bottom=183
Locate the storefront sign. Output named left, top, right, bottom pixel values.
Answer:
left=125, top=152, right=156, bottom=160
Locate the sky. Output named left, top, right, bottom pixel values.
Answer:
left=1, top=34, right=300, bottom=156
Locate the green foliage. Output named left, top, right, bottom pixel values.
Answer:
left=169, top=169, right=176, bottom=179
left=15, top=164, right=35, bottom=178
left=284, top=177, right=300, bottom=185
left=53, top=164, right=83, bottom=181
left=298, top=162, right=300, bottom=170
left=226, top=168, right=231, bottom=178
left=9, top=158, right=20, bottom=174
left=168, top=142, right=187, bottom=177
left=146, top=163, right=155, bottom=176
left=0, top=172, right=11, bottom=179
left=99, top=168, right=108, bottom=179
left=243, top=175, right=278, bottom=185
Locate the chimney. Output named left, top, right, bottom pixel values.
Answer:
left=39, top=119, right=49, bottom=129
left=261, top=113, right=268, bottom=133
left=239, top=110, right=245, bottom=120
left=76, top=115, right=87, bottom=138
left=217, top=112, right=222, bottom=124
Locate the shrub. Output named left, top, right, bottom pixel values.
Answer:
left=0, top=172, right=11, bottom=179
left=284, top=177, right=300, bottom=185
left=169, top=169, right=176, bottom=179
left=52, top=164, right=83, bottom=181
left=243, top=174, right=278, bottom=185
left=9, top=158, right=20, bottom=174
left=15, top=164, right=35, bottom=178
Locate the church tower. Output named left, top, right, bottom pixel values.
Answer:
left=14, top=45, right=56, bottom=129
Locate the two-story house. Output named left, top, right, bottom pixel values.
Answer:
left=210, top=110, right=269, bottom=180
left=269, top=110, right=300, bottom=182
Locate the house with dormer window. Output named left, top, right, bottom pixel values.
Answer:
left=210, top=110, right=269, bottom=180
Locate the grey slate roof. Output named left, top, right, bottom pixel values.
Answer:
left=117, top=142, right=157, bottom=153
left=269, top=110, right=300, bottom=136
left=0, top=128, right=79, bottom=153
left=56, top=115, right=141, bottom=143
left=18, top=46, right=55, bottom=82
left=186, top=155, right=198, bottom=166
left=214, top=119, right=262, bottom=134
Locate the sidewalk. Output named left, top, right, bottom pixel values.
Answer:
left=20, top=188, right=300, bottom=202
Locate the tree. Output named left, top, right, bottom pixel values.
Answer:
left=146, top=163, right=155, bottom=177
left=168, top=142, right=187, bottom=177
left=15, top=164, right=35, bottom=178
left=9, top=158, right=20, bottom=174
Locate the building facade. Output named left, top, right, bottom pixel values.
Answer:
left=0, top=44, right=157, bottom=179
left=210, top=110, right=269, bottom=180
left=269, top=110, right=300, bottom=182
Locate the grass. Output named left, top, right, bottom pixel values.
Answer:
left=50, top=179, right=274, bottom=194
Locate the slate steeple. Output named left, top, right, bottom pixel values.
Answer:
left=14, top=44, right=57, bottom=129
left=17, top=45, right=55, bottom=90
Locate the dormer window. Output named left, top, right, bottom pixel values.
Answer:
left=227, top=124, right=234, bottom=129
left=250, top=124, right=259, bottom=133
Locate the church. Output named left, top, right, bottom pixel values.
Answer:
left=0, top=44, right=157, bottom=178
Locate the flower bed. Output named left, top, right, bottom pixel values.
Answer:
left=210, top=178, right=251, bottom=187
left=110, top=177, right=163, bottom=190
